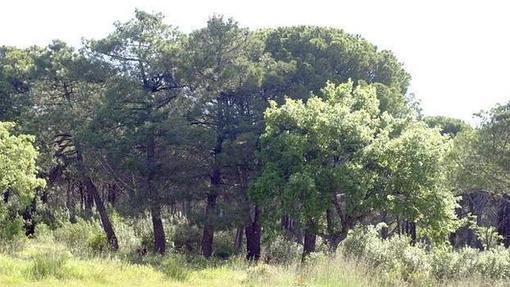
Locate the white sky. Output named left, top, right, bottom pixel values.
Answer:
left=1, top=0, right=509, bottom=123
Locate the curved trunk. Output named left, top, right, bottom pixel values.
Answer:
left=75, top=141, right=118, bottom=251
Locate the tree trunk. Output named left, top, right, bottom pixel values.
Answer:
left=201, top=134, right=223, bottom=258
left=234, top=226, right=244, bottom=252
left=245, top=205, right=261, bottom=261
left=409, top=221, right=417, bottom=245
left=151, top=203, right=166, bottom=254
left=302, top=220, right=317, bottom=261
left=83, top=182, right=94, bottom=217
left=75, top=141, right=118, bottom=251
left=201, top=192, right=217, bottom=257
left=498, top=195, right=510, bottom=247
left=146, top=133, right=166, bottom=254
left=82, top=176, right=119, bottom=251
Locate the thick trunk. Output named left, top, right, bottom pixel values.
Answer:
left=498, top=195, right=510, bottom=247
left=302, top=220, right=317, bottom=261
left=245, top=205, right=261, bottom=261
left=75, top=142, right=118, bottom=251
left=151, top=203, right=166, bottom=254
left=325, top=208, right=343, bottom=254
left=146, top=133, right=166, bottom=254
left=201, top=192, right=217, bottom=257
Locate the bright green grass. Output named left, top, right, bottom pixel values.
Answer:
left=0, top=239, right=370, bottom=287
left=0, top=240, right=503, bottom=287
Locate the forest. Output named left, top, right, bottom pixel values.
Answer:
left=1, top=10, right=510, bottom=286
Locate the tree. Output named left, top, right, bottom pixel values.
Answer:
left=451, top=102, right=510, bottom=245
left=27, top=41, right=120, bottom=250
left=0, top=47, right=35, bottom=122
left=368, top=122, right=458, bottom=243
left=424, top=115, right=470, bottom=137
left=0, top=122, right=45, bottom=239
left=182, top=15, right=267, bottom=258
left=261, top=26, right=411, bottom=102
left=87, top=10, right=185, bottom=254
left=252, top=81, right=457, bottom=256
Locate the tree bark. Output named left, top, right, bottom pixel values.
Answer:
left=201, top=192, right=218, bottom=257
left=245, top=205, right=261, bottom=261
left=201, top=134, right=223, bottom=258
left=498, top=195, right=510, bottom=247
left=146, top=133, right=166, bottom=254
left=82, top=176, right=119, bottom=251
left=302, top=220, right=317, bottom=261
left=151, top=203, right=166, bottom=254
left=234, top=226, right=244, bottom=252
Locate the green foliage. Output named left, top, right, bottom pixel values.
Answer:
left=471, top=224, right=503, bottom=250
left=424, top=116, right=471, bottom=137
left=253, top=81, right=457, bottom=243
left=451, top=102, right=510, bottom=193
left=0, top=122, right=45, bottom=200
left=0, top=122, right=45, bottom=241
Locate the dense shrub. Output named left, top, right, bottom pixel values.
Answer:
left=342, top=224, right=510, bottom=283
left=52, top=218, right=108, bottom=255
left=212, top=231, right=238, bottom=259
left=171, top=223, right=201, bottom=254
left=262, top=235, right=302, bottom=264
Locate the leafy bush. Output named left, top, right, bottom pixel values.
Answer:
left=342, top=224, right=510, bottom=283
left=212, top=231, right=237, bottom=259
left=262, top=235, right=302, bottom=264
left=52, top=218, right=107, bottom=255
left=171, top=223, right=201, bottom=254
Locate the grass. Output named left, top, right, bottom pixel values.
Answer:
left=0, top=239, right=508, bottom=287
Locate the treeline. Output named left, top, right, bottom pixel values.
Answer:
left=1, top=10, right=509, bottom=260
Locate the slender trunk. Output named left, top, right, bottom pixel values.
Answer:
left=146, top=133, right=166, bottom=254
left=409, top=221, right=417, bottom=245
left=245, top=205, right=261, bottom=261
left=234, top=226, right=244, bottom=252
left=201, top=134, right=223, bottom=258
left=66, top=181, right=76, bottom=223
left=75, top=142, right=118, bottom=251
left=107, top=183, right=117, bottom=206
left=82, top=177, right=119, bottom=251
left=83, top=181, right=94, bottom=217
left=201, top=192, right=217, bottom=257
left=302, top=220, right=317, bottom=261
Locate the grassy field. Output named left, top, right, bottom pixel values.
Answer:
left=0, top=238, right=508, bottom=287
left=0, top=237, right=382, bottom=287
